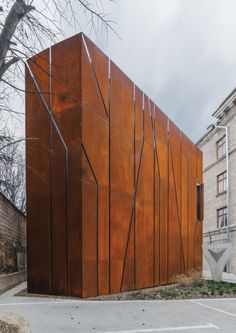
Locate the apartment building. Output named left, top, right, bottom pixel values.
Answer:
left=198, top=88, right=236, bottom=274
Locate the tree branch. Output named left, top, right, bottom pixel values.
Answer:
left=0, top=56, right=19, bottom=80
left=0, top=137, right=35, bottom=152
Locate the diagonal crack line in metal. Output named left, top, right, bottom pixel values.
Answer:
left=120, top=107, right=145, bottom=292
left=169, top=140, right=186, bottom=272
left=25, top=62, right=68, bottom=153
left=151, top=116, right=161, bottom=180
left=82, top=34, right=108, bottom=119
left=81, top=143, right=99, bottom=295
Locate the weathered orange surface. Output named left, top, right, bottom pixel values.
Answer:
left=26, top=33, right=203, bottom=298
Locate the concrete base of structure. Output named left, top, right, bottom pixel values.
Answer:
left=203, top=270, right=236, bottom=283
left=203, top=243, right=232, bottom=282
left=0, top=270, right=27, bottom=294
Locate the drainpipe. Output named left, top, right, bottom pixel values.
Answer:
left=214, top=125, right=230, bottom=242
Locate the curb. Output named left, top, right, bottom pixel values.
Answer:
left=0, top=271, right=27, bottom=294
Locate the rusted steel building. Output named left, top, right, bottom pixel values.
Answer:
left=26, top=33, right=203, bottom=298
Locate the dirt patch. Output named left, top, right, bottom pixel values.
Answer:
left=0, top=313, right=30, bottom=333
left=0, top=320, right=18, bottom=333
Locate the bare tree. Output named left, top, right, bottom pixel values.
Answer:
left=0, top=0, right=116, bottom=210
left=0, top=126, right=25, bottom=212
left=0, top=0, right=116, bottom=116
left=0, top=0, right=116, bottom=83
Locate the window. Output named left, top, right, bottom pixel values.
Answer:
left=217, top=207, right=227, bottom=228
left=196, top=183, right=204, bottom=221
left=216, top=135, right=226, bottom=159
left=223, top=263, right=229, bottom=273
left=217, top=171, right=227, bottom=194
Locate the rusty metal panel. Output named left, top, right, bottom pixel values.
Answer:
left=168, top=121, right=181, bottom=281
left=26, top=50, right=51, bottom=294
left=81, top=150, right=98, bottom=298
left=81, top=39, right=109, bottom=297
left=110, top=62, right=134, bottom=136
left=50, top=127, right=67, bottom=295
left=155, top=108, right=169, bottom=285
left=110, top=124, right=134, bottom=195
left=144, top=96, right=153, bottom=145
left=110, top=190, right=133, bottom=293
left=188, top=145, right=197, bottom=270
left=121, top=214, right=135, bottom=292
left=134, top=86, right=144, bottom=289
left=136, top=199, right=154, bottom=289
left=181, top=134, right=191, bottom=272
left=97, top=186, right=109, bottom=294
left=26, top=32, right=203, bottom=298
left=134, top=86, right=144, bottom=183
left=83, top=35, right=109, bottom=114
left=135, top=96, right=154, bottom=288
left=153, top=106, right=161, bottom=285
left=110, top=61, right=134, bottom=293
left=51, top=34, right=82, bottom=296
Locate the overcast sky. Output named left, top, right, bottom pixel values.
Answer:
left=13, top=0, right=236, bottom=142
left=79, top=0, right=236, bottom=142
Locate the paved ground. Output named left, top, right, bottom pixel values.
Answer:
left=1, top=283, right=236, bottom=332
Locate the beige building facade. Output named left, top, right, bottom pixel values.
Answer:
left=198, top=88, right=236, bottom=274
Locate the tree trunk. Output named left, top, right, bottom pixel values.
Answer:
left=0, top=0, right=35, bottom=80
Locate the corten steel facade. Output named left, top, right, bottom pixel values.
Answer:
left=26, top=33, right=203, bottom=298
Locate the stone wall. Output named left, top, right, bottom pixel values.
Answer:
left=199, top=105, right=236, bottom=275
left=0, top=193, right=26, bottom=272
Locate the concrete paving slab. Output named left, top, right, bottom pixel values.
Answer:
left=0, top=284, right=236, bottom=332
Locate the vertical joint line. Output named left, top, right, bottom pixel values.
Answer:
left=153, top=129, right=156, bottom=285
left=180, top=132, right=183, bottom=273
left=133, top=84, right=136, bottom=289
left=49, top=46, right=53, bottom=293
left=108, top=58, right=111, bottom=293
left=167, top=118, right=170, bottom=282
left=142, top=94, right=145, bottom=138
left=65, top=145, right=69, bottom=296
left=187, top=157, right=190, bottom=272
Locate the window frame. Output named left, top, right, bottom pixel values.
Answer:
left=217, top=171, right=227, bottom=195
left=196, top=183, right=204, bottom=221
left=217, top=206, right=228, bottom=229
left=216, top=135, right=226, bottom=159
left=223, top=263, right=229, bottom=273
